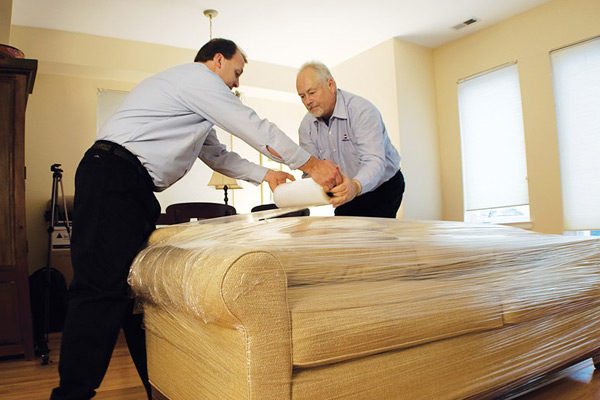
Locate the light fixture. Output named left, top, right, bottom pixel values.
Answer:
left=203, top=9, right=218, bottom=39
left=203, top=8, right=242, bottom=98
left=208, top=171, right=242, bottom=205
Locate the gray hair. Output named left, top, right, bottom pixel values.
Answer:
left=298, top=61, right=335, bottom=85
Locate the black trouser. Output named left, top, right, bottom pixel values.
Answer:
left=51, top=142, right=160, bottom=400
left=335, top=170, right=405, bottom=218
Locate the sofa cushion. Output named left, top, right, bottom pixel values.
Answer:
left=500, top=263, right=600, bottom=324
left=291, top=308, right=600, bottom=400
left=288, top=279, right=504, bottom=367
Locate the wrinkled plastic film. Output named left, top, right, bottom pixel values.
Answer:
left=273, top=178, right=331, bottom=208
left=128, top=217, right=600, bottom=399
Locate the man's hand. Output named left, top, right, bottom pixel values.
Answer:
left=329, top=174, right=361, bottom=207
left=264, top=169, right=295, bottom=191
left=299, top=156, right=343, bottom=192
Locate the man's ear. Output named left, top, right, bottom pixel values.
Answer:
left=213, top=53, right=224, bottom=69
left=327, top=78, right=336, bottom=93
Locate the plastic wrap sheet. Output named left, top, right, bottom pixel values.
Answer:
left=129, top=216, right=600, bottom=400
left=273, top=178, right=331, bottom=208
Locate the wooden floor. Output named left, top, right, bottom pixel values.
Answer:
left=0, top=332, right=147, bottom=399
left=1, top=332, right=600, bottom=399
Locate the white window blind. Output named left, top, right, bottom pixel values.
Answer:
left=457, top=63, right=529, bottom=215
left=551, top=36, right=600, bottom=231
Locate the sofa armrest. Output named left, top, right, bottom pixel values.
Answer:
left=129, top=245, right=293, bottom=399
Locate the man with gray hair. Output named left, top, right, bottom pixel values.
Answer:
left=296, top=62, right=405, bottom=218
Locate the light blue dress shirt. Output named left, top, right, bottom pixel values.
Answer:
left=98, top=63, right=310, bottom=190
left=298, top=89, right=401, bottom=194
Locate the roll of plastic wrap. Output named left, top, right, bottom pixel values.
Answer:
left=273, top=179, right=331, bottom=208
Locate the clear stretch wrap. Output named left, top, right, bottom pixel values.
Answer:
left=128, top=215, right=600, bottom=400
left=273, top=178, right=331, bottom=208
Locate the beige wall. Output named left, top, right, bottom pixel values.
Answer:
left=393, top=39, right=441, bottom=220
left=9, top=26, right=302, bottom=273
left=0, top=0, right=11, bottom=43
left=332, top=38, right=442, bottom=220
left=10, top=0, right=600, bottom=272
left=333, top=40, right=401, bottom=151
left=433, top=0, right=600, bottom=233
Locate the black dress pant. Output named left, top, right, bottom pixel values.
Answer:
left=51, top=143, right=160, bottom=399
left=335, top=170, right=405, bottom=218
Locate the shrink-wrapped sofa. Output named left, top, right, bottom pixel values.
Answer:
left=129, top=215, right=600, bottom=399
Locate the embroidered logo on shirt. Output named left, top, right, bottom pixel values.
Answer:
left=342, top=132, right=350, bottom=142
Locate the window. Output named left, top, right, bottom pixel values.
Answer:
left=457, top=63, right=530, bottom=224
left=551, top=36, right=600, bottom=232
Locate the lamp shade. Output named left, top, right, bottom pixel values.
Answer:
left=207, top=172, right=242, bottom=190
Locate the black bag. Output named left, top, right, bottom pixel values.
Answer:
left=29, top=267, right=69, bottom=343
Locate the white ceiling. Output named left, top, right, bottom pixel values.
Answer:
left=11, top=0, right=553, bottom=68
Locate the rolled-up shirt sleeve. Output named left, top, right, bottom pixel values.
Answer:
left=199, top=129, right=268, bottom=185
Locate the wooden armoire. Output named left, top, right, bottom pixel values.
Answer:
left=0, top=49, right=37, bottom=360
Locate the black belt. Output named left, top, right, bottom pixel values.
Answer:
left=92, top=140, right=153, bottom=187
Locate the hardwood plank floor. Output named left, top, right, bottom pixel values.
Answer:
left=518, top=358, right=600, bottom=400
left=0, top=332, right=146, bottom=399
left=1, top=331, right=600, bottom=399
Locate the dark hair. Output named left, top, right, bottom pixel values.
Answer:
left=194, top=38, right=248, bottom=63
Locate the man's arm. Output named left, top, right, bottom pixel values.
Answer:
left=200, top=129, right=268, bottom=184
left=179, top=72, right=311, bottom=171
left=201, top=130, right=296, bottom=192
left=267, top=146, right=342, bottom=192
left=263, top=169, right=295, bottom=192
left=329, top=174, right=362, bottom=207
left=295, top=117, right=343, bottom=191
left=180, top=70, right=342, bottom=191
left=298, top=120, right=320, bottom=179
left=298, top=156, right=342, bottom=192
left=349, top=103, right=388, bottom=195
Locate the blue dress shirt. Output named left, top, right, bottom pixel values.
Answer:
left=99, top=63, right=311, bottom=190
left=298, top=89, right=401, bottom=194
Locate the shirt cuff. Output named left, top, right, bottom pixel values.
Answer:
left=353, top=179, right=362, bottom=196
left=246, top=164, right=269, bottom=186
left=282, top=147, right=312, bottom=170
left=353, top=175, right=371, bottom=195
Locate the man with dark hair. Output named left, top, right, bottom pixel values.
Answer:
left=50, top=39, right=341, bottom=399
left=296, top=61, right=405, bottom=218
left=194, top=37, right=246, bottom=62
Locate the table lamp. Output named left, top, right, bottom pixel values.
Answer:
left=208, top=172, right=242, bottom=205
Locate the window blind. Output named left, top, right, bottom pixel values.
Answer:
left=551, top=36, right=600, bottom=230
left=457, top=63, right=529, bottom=212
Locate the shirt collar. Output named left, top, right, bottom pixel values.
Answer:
left=312, top=89, right=348, bottom=125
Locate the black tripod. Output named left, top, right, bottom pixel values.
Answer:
left=38, top=163, right=71, bottom=365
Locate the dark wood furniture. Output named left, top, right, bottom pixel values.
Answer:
left=158, top=202, right=236, bottom=225
left=251, top=203, right=310, bottom=218
left=0, top=52, right=37, bottom=360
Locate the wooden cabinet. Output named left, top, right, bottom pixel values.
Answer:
left=0, top=53, right=37, bottom=360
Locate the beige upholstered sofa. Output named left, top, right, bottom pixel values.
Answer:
left=129, top=215, right=600, bottom=399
